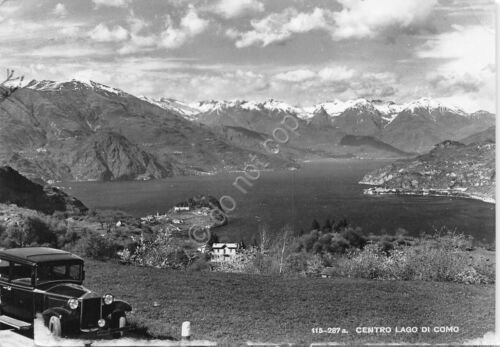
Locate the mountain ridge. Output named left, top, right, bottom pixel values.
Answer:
left=0, top=78, right=493, bottom=182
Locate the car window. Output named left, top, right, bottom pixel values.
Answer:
left=52, top=265, right=66, bottom=277
left=37, top=263, right=82, bottom=283
left=11, top=262, right=34, bottom=285
left=0, top=259, right=9, bottom=280
left=68, top=264, right=81, bottom=280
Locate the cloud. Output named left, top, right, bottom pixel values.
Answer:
left=180, top=6, right=209, bottom=35
left=275, top=66, right=355, bottom=83
left=416, top=25, right=495, bottom=112
left=211, top=0, right=264, bottom=19
left=318, top=66, right=356, bottom=81
left=53, top=3, right=68, bottom=17
left=416, top=24, right=494, bottom=73
left=117, top=12, right=157, bottom=54
left=89, top=23, right=129, bottom=42
left=160, top=6, right=209, bottom=49
left=269, top=66, right=398, bottom=104
left=275, top=69, right=316, bottom=82
left=127, top=11, right=147, bottom=34
left=0, top=2, right=21, bottom=22
left=0, top=19, right=45, bottom=40
left=29, top=44, right=110, bottom=58
left=118, top=5, right=211, bottom=53
left=92, top=0, right=131, bottom=8
left=234, top=7, right=333, bottom=48
left=428, top=72, right=483, bottom=94
left=231, top=0, right=438, bottom=47
left=330, top=0, right=438, bottom=40
left=58, top=25, right=81, bottom=37
left=72, top=68, right=112, bottom=84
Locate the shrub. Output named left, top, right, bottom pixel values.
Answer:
left=188, top=258, right=212, bottom=272
left=335, top=242, right=494, bottom=284
left=341, top=227, right=367, bottom=249
left=0, top=216, right=58, bottom=248
left=74, top=233, right=121, bottom=260
left=327, top=233, right=350, bottom=254
left=285, top=252, right=308, bottom=274
left=212, top=248, right=259, bottom=273
left=123, top=229, right=199, bottom=269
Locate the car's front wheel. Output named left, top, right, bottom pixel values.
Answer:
left=112, top=313, right=126, bottom=338
left=48, top=316, right=62, bottom=337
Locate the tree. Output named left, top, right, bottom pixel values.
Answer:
left=0, top=216, right=57, bottom=248
left=311, top=219, right=320, bottom=231
left=333, top=217, right=348, bottom=232
left=297, top=228, right=306, bottom=237
left=207, top=232, right=219, bottom=247
left=277, top=225, right=293, bottom=274
left=239, top=240, right=246, bottom=249
left=322, top=218, right=332, bottom=232
left=341, top=227, right=366, bottom=249
left=250, top=233, right=259, bottom=248
left=257, top=224, right=272, bottom=254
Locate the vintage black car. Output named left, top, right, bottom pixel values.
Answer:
left=0, top=247, right=132, bottom=337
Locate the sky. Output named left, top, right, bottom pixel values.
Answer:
left=0, top=0, right=495, bottom=112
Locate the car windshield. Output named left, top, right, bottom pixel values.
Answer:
left=37, top=262, right=83, bottom=284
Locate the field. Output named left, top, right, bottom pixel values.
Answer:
left=83, top=259, right=495, bottom=345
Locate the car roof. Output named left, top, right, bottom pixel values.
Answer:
left=0, top=247, right=83, bottom=264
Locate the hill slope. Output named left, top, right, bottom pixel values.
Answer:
left=0, top=166, right=87, bottom=214
left=360, top=140, right=495, bottom=202
left=460, top=126, right=495, bottom=145
left=0, top=80, right=286, bottom=181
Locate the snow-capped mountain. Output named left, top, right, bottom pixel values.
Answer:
left=140, top=96, right=201, bottom=120
left=143, top=98, right=311, bottom=120
left=0, top=76, right=495, bottom=182
left=307, top=98, right=468, bottom=119
left=25, top=79, right=130, bottom=98
left=399, top=97, right=468, bottom=116
left=142, top=94, right=474, bottom=123
left=307, top=99, right=377, bottom=118
left=189, top=99, right=310, bottom=117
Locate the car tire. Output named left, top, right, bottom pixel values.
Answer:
left=112, top=313, right=126, bottom=338
left=48, top=316, right=62, bottom=337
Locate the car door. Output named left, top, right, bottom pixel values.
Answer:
left=9, top=262, right=35, bottom=321
left=0, top=258, right=13, bottom=316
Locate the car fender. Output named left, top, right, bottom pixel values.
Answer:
left=42, top=307, right=73, bottom=321
left=112, top=300, right=132, bottom=312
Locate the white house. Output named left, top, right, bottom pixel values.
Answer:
left=174, top=206, right=190, bottom=212
left=211, top=243, right=239, bottom=260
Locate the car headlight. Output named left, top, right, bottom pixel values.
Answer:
left=68, top=298, right=79, bottom=310
left=103, top=294, right=114, bottom=305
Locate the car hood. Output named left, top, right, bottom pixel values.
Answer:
left=45, top=283, right=99, bottom=299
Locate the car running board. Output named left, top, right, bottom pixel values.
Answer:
left=0, top=315, right=32, bottom=330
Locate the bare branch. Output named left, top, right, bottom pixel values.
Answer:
left=0, top=68, right=22, bottom=85
left=0, top=69, right=24, bottom=99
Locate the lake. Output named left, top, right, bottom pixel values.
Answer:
left=64, top=159, right=495, bottom=243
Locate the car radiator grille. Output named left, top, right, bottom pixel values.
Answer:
left=80, top=298, right=101, bottom=329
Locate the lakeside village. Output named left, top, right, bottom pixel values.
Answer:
left=135, top=198, right=244, bottom=263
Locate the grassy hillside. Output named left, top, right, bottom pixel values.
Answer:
left=84, top=259, right=494, bottom=345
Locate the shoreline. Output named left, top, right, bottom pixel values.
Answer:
left=363, top=187, right=495, bottom=204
